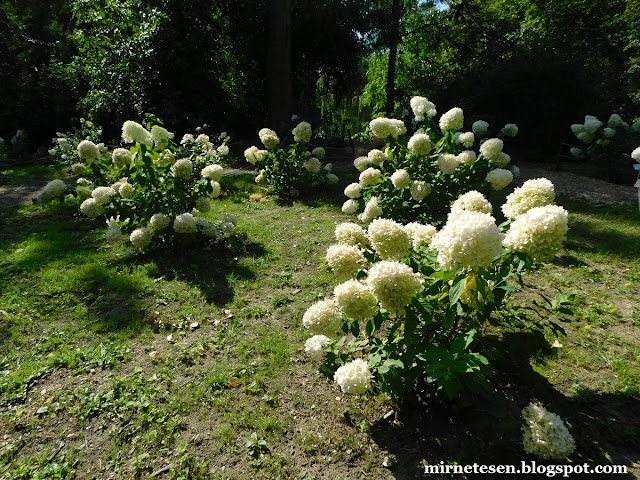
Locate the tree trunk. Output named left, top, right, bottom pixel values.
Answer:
left=385, top=0, right=402, bottom=116
left=267, top=0, right=294, bottom=126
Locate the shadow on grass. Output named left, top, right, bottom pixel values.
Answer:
left=368, top=330, right=640, bottom=479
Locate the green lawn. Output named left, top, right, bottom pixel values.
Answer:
left=1, top=172, right=639, bottom=479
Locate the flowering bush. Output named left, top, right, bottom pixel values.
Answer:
left=40, top=119, right=236, bottom=251
left=342, top=97, right=519, bottom=224
left=245, top=121, right=338, bottom=198
left=303, top=182, right=573, bottom=406
left=569, top=113, right=640, bottom=177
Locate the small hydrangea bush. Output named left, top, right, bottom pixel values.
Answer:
left=48, top=118, right=104, bottom=165
left=244, top=121, right=338, bottom=198
left=342, top=96, right=519, bottom=224
left=39, top=119, right=237, bottom=251
left=569, top=114, right=640, bottom=173
left=303, top=179, right=573, bottom=408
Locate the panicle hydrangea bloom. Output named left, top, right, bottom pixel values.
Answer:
left=150, top=125, right=173, bottom=145
left=632, top=119, right=640, bottom=132
left=335, top=223, right=368, bottom=247
left=353, top=156, right=371, bottom=172
left=439, top=107, right=464, bottom=131
left=576, top=131, right=594, bottom=144
left=210, top=181, right=221, bottom=198
left=91, top=186, right=116, bottom=205
left=172, top=158, right=193, bottom=179
left=174, top=213, right=197, bottom=233
left=370, top=118, right=406, bottom=138
left=431, top=211, right=504, bottom=271
left=367, top=218, right=411, bottom=260
left=304, top=335, right=331, bottom=360
left=501, top=124, right=519, bottom=137
left=304, top=157, right=322, bottom=173
left=130, top=227, right=152, bottom=249
left=522, top=403, right=575, bottom=459
left=311, top=146, right=325, bottom=159
left=150, top=213, right=170, bottom=230
left=326, top=244, right=367, bottom=278
left=303, top=299, right=342, bottom=336
left=37, top=179, right=67, bottom=203
left=390, top=169, right=410, bottom=189
left=77, top=177, right=92, bottom=186
left=359, top=167, right=382, bottom=187
left=105, top=215, right=122, bottom=230
left=334, top=280, right=378, bottom=320
left=490, top=152, right=511, bottom=168
left=195, top=197, right=211, bottom=213
left=292, top=121, right=312, bottom=142
left=472, top=120, right=489, bottom=136
left=122, top=120, right=152, bottom=146
left=181, top=133, right=194, bottom=145
left=570, top=124, right=584, bottom=135
left=632, top=146, right=640, bottom=162
left=457, top=131, right=475, bottom=148
left=217, top=144, right=230, bottom=155
left=119, top=182, right=134, bottom=199
left=503, top=205, right=568, bottom=262
left=324, top=163, right=333, bottom=173
left=244, top=145, right=259, bottom=164
left=407, top=133, right=432, bottom=154
left=327, top=173, right=339, bottom=184
left=450, top=191, right=492, bottom=216
left=258, top=128, right=280, bottom=149
left=608, top=113, right=624, bottom=128
left=201, top=164, right=224, bottom=181
left=601, top=127, right=616, bottom=138
left=362, top=197, right=382, bottom=221
left=502, top=178, right=555, bottom=220
left=404, top=222, right=437, bottom=249
left=334, top=358, right=372, bottom=395
left=583, top=115, right=603, bottom=134
left=457, top=150, right=476, bottom=166
left=80, top=198, right=104, bottom=219
left=112, top=148, right=133, bottom=169
left=196, top=134, right=209, bottom=145
left=438, top=154, right=459, bottom=174
left=71, top=163, right=87, bottom=175
left=77, top=140, right=99, bottom=161
left=344, top=183, right=362, bottom=199
left=367, top=149, right=387, bottom=166
left=479, top=138, right=504, bottom=159
left=365, top=261, right=424, bottom=315
left=410, top=181, right=431, bottom=201
left=342, top=199, right=359, bottom=215
left=485, top=168, right=513, bottom=191
left=410, top=96, right=436, bottom=121
left=197, top=219, right=219, bottom=238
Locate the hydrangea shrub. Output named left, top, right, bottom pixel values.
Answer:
left=245, top=121, right=338, bottom=198
left=303, top=180, right=573, bottom=406
left=343, top=96, right=519, bottom=224
left=40, top=119, right=236, bottom=250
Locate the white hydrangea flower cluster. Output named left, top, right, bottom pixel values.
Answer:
left=438, top=154, right=459, bottom=174
left=522, top=403, right=575, bottom=459
left=201, top=164, right=224, bottom=181
left=326, top=244, right=367, bottom=278
left=367, top=218, right=411, bottom=260
left=335, top=223, right=368, bottom=247
left=607, top=113, right=626, bottom=128
left=503, top=205, right=568, bottom=262
left=119, top=182, right=134, bottom=199
left=390, top=169, right=410, bottom=189
left=407, top=133, right=432, bottom=154
left=92, top=186, right=116, bottom=205
left=450, top=191, right=493, bottom=216
left=77, top=140, right=99, bottom=161
left=410, top=181, right=431, bottom=201
left=80, top=198, right=104, bottom=219
left=122, top=120, right=152, bottom=146
left=353, top=156, right=370, bottom=172
left=485, top=168, right=513, bottom=191
left=502, top=178, right=555, bottom=220
left=304, top=157, right=321, bottom=173
left=456, top=131, right=475, bottom=148
left=37, top=179, right=67, bottom=203
left=370, top=118, right=406, bottom=139
left=342, top=199, right=359, bottom=215
left=292, top=121, right=312, bottom=143
left=312, top=146, right=325, bottom=159
left=632, top=146, right=640, bottom=163
left=344, top=183, right=361, bottom=199
left=150, top=125, right=173, bottom=146
left=303, top=299, right=343, bottom=336
left=404, top=222, right=437, bottom=249
left=258, top=128, right=280, bottom=149
left=304, top=335, right=331, bottom=360
left=479, top=138, right=504, bottom=160
left=112, top=148, right=133, bottom=169
left=171, top=158, right=193, bottom=179
left=439, top=107, right=464, bottom=131
left=359, top=167, right=382, bottom=187
left=368, top=149, right=388, bottom=166
left=431, top=211, right=504, bottom=271
left=130, top=227, right=152, bottom=249
left=174, top=212, right=197, bottom=233
left=457, top=150, right=476, bottom=166
left=501, top=124, right=519, bottom=137
left=334, top=359, right=372, bottom=394
left=410, top=96, right=436, bottom=121
left=150, top=213, right=170, bottom=230
left=365, top=261, right=424, bottom=315
left=361, top=197, right=383, bottom=222
left=334, top=280, right=378, bottom=321
left=472, top=120, right=489, bottom=136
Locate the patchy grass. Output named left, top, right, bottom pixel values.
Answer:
left=1, top=173, right=640, bottom=478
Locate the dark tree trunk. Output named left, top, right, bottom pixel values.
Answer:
left=267, top=0, right=295, bottom=126
left=385, top=0, right=402, bottom=116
